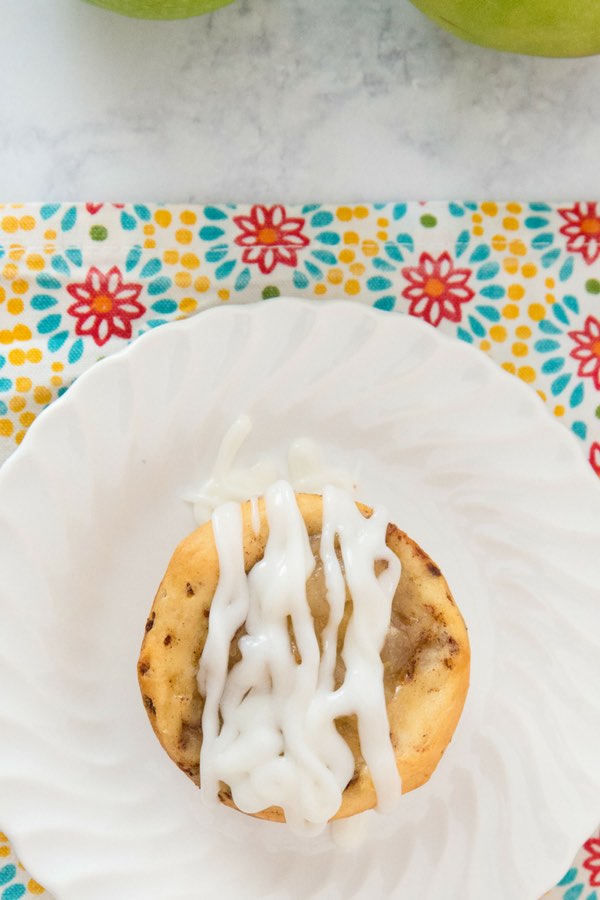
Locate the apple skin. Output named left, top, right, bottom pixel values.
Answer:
left=83, top=0, right=234, bottom=19
left=408, top=0, right=600, bottom=57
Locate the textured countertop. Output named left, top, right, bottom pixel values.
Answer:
left=2, top=0, right=600, bottom=203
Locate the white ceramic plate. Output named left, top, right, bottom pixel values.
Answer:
left=0, top=299, right=599, bottom=900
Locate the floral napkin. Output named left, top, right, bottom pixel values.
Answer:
left=0, top=201, right=598, bottom=898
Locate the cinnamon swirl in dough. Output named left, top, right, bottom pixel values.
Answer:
left=138, top=491, right=470, bottom=825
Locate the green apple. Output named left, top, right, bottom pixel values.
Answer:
left=83, top=0, right=234, bottom=19
left=408, top=0, right=600, bottom=56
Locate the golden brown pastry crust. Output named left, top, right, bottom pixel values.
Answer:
left=138, top=493, right=470, bottom=821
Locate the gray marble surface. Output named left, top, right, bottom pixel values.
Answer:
left=1, top=0, right=600, bottom=202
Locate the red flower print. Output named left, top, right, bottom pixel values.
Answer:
left=558, top=202, right=600, bottom=264
left=66, top=266, right=145, bottom=346
left=583, top=836, right=600, bottom=886
left=233, top=205, right=309, bottom=275
left=401, top=252, right=475, bottom=327
left=568, top=315, right=600, bottom=390
left=85, top=203, right=125, bottom=215
left=590, top=443, right=600, bottom=478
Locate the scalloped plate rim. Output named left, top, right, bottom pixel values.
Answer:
left=0, top=298, right=595, bottom=489
left=0, top=298, right=598, bottom=900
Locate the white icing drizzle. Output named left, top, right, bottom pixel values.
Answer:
left=196, top=502, right=251, bottom=806
left=190, top=415, right=278, bottom=523
left=188, top=416, right=358, bottom=524
left=319, top=486, right=402, bottom=815
left=197, top=480, right=402, bottom=836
